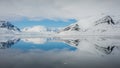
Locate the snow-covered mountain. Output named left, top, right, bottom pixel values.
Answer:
left=21, top=26, right=58, bottom=36
left=59, top=15, right=120, bottom=35
left=0, top=21, right=20, bottom=34
left=22, top=26, right=60, bottom=33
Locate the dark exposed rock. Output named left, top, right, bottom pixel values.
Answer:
left=0, top=21, right=20, bottom=32
left=0, top=38, right=20, bottom=49
left=95, top=15, right=115, bottom=25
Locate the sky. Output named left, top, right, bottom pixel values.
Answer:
left=11, top=18, right=76, bottom=29
left=0, top=0, right=120, bottom=28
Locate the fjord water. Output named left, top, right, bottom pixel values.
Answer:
left=0, top=36, right=120, bottom=68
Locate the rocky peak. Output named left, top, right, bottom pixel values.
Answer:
left=95, top=15, right=115, bottom=25
left=0, top=21, right=20, bottom=32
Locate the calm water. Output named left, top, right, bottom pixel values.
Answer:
left=0, top=36, right=120, bottom=68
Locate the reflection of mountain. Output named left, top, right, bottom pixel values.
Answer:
left=58, top=37, right=120, bottom=55
left=95, top=45, right=115, bottom=55
left=63, top=39, right=80, bottom=46
left=0, top=37, right=20, bottom=49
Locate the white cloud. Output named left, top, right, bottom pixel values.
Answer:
left=22, top=26, right=47, bottom=32
left=0, top=0, right=120, bottom=21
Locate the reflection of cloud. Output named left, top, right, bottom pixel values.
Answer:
left=0, top=48, right=120, bottom=68
left=22, top=38, right=46, bottom=44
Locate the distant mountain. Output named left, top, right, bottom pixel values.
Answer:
left=0, top=21, right=20, bottom=34
left=22, top=26, right=60, bottom=33
left=59, top=15, right=120, bottom=35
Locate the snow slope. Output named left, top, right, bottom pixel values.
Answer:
left=59, top=14, right=120, bottom=35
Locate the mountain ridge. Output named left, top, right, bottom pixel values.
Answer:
left=0, top=21, right=20, bottom=34
left=59, top=15, right=120, bottom=35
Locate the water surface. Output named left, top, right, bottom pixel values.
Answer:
left=0, top=36, right=120, bottom=68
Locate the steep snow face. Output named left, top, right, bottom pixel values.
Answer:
left=22, top=26, right=47, bottom=32
left=0, top=21, right=20, bottom=33
left=59, top=15, right=120, bottom=35
left=86, top=15, right=120, bottom=35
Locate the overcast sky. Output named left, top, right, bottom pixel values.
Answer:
left=0, top=0, right=120, bottom=20
left=0, top=0, right=120, bottom=28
